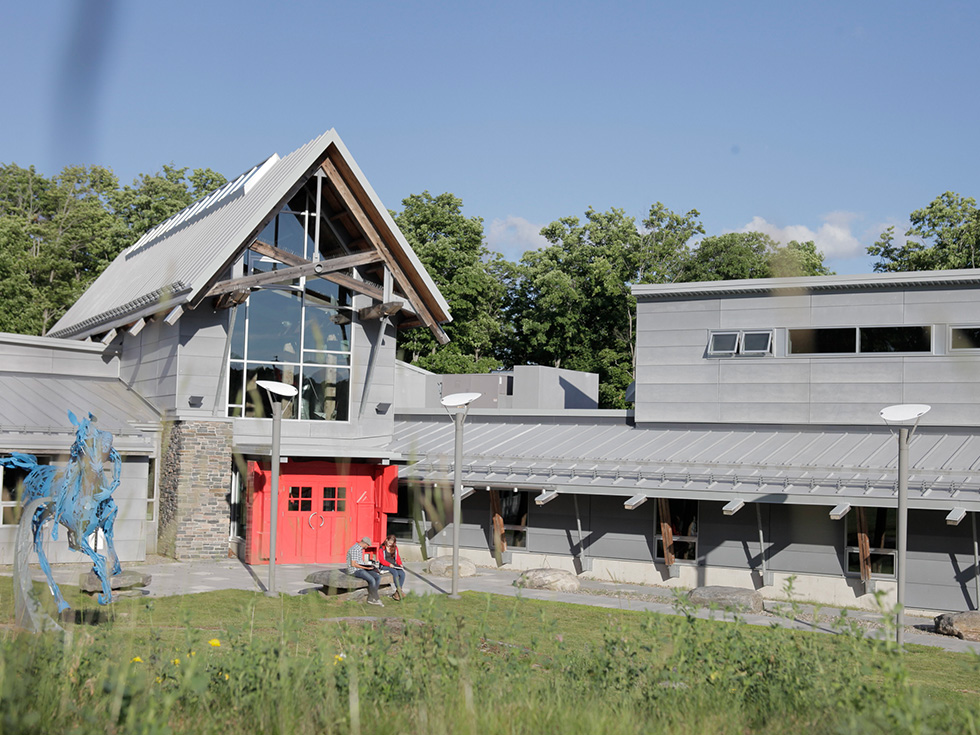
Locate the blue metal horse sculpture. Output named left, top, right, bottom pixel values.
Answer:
left=0, top=411, right=122, bottom=611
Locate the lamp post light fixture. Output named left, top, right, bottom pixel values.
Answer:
left=879, top=403, right=930, bottom=646
left=440, top=391, right=482, bottom=599
left=257, top=379, right=298, bottom=597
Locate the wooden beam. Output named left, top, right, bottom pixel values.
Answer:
left=357, top=301, right=403, bottom=321
left=322, top=272, right=383, bottom=301
left=320, top=158, right=450, bottom=345
left=207, top=251, right=382, bottom=297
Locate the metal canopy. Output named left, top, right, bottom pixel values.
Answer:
left=391, top=411, right=980, bottom=510
left=0, top=373, right=160, bottom=453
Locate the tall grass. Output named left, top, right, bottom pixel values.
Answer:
left=0, top=586, right=978, bottom=735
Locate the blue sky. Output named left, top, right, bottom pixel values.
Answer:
left=2, top=1, right=979, bottom=274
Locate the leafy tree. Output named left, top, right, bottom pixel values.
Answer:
left=638, top=202, right=704, bottom=284
left=0, top=161, right=227, bottom=336
left=507, top=207, right=646, bottom=408
left=110, top=164, right=227, bottom=242
left=869, top=192, right=980, bottom=272
left=392, top=191, right=508, bottom=373
left=685, top=232, right=833, bottom=282
left=684, top=231, right=776, bottom=281
left=769, top=239, right=834, bottom=278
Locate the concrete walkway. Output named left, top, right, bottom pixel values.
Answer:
left=4, top=556, right=979, bottom=654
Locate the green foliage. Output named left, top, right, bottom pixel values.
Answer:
left=0, top=161, right=227, bottom=336
left=1, top=581, right=977, bottom=735
left=869, top=192, right=980, bottom=272
left=507, top=207, right=645, bottom=408
left=686, top=232, right=833, bottom=282
left=392, top=191, right=509, bottom=373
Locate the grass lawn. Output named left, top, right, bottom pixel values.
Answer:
left=1, top=574, right=979, bottom=734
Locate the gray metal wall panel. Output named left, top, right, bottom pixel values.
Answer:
left=636, top=281, right=980, bottom=426
left=766, top=505, right=844, bottom=576
left=904, top=510, right=978, bottom=610
left=579, top=496, right=656, bottom=561
left=698, top=502, right=769, bottom=570
left=635, top=365, right=719, bottom=385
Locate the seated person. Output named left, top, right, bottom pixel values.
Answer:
left=378, top=534, right=406, bottom=600
left=346, top=536, right=383, bottom=606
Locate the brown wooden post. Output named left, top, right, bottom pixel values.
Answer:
left=856, top=507, right=872, bottom=582
left=657, top=498, right=675, bottom=567
left=489, top=490, right=507, bottom=565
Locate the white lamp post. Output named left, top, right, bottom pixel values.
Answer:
left=879, top=403, right=930, bottom=646
left=257, top=379, right=298, bottom=597
left=440, top=391, right=481, bottom=599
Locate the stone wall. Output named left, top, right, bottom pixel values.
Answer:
left=158, top=420, right=233, bottom=560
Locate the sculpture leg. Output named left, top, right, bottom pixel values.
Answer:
left=100, top=502, right=122, bottom=576
left=32, top=506, right=70, bottom=613
left=76, top=532, right=112, bottom=605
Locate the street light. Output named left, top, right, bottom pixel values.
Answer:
left=257, top=379, right=298, bottom=597
left=440, top=391, right=481, bottom=599
left=879, top=403, right=930, bottom=646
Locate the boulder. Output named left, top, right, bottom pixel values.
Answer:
left=427, top=557, right=477, bottom=577
left=687, top=586, right=764, bottom=614
left=306, top=568, right=389, bottom=594
left=934, top=611, right=980, bottom=641
left=515, top=568, right=581, bottom=592
left=79, top=570, right=151, bottom=594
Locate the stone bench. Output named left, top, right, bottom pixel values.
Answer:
left=687, top=585, right=764, bottom=614
left=305, top=567, right=392, bottom=596
left=79, top=570, right=152, bottom=599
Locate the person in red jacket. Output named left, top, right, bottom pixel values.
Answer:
left=378, top=534, right=406, bottom=600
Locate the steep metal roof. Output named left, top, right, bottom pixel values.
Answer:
left=49, top=129, right=450, bottom=339
left=392, top=410, right=980, bottom=510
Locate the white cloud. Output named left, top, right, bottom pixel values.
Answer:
left=734, top=212, right=865, bottom=258
left=486, top=216, right=549, bottom=260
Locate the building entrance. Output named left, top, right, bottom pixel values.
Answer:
left=245, top=459, right=397, bottom=565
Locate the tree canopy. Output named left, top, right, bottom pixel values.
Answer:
left=391, top=191, right=510, bottom=373
left=869, top=192, right=980, bottom=272
left=0, top=163, right=226, bottom=335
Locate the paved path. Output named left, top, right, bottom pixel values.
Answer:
left=4, top=557, right=978, bottom=654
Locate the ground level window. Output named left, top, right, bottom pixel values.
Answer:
left=387, top=482, right=416, bottom=541
left=1, top=456, right=49, bottom=526
left=490, top=489, right=528, bottom=550
left=845, top=507, right=896, bottom=579
left=656, top=498, right=698, bottom=563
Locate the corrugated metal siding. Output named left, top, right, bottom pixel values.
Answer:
left=392, top=412, right=980, bottom=507
left=0, top=373, right=159, bottom=435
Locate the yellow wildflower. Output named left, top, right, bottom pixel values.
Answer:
left=209, top=639, right=221, bottom=647
left=172, top=658, right=180, bottom=666
left=334, top=653, right=346, bottom=665
left=131, top=656, right=143, bottom=663
left=189, top=651, right=196, bottom=657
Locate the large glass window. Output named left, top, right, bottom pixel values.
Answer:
left=789, top=328, right=857, bottom=354
left=227, top=286, right=352, bottom=420
left=860, top=326, right=931, bottom=353
left=789, top=326, right=932, bottom=355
